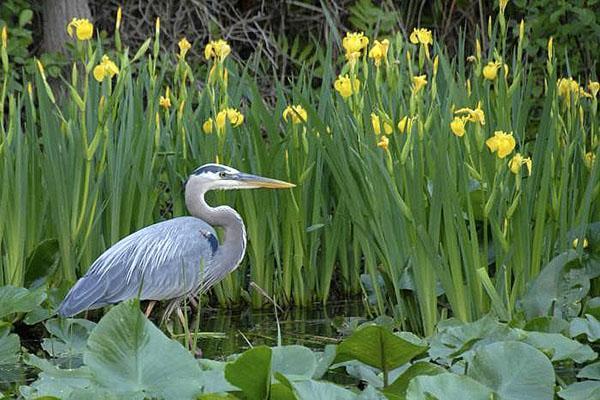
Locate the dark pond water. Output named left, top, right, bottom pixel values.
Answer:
left=190, top=300, right=367, bottom=359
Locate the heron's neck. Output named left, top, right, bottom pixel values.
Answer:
left=185, top=185, right=247, bottom=272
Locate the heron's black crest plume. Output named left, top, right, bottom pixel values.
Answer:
left=192, top=164, right=229, bottom=175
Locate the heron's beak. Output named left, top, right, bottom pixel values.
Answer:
left=235, top=173, right=296, bottom=189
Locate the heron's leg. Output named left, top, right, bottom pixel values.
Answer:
left=144, top=300, right=157, bottom=317
left=188, top=295, right=199, bottom=308
left=176, top=307, right=196, bottom=352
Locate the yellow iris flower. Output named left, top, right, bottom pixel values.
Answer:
left=450, top=116, right=468, bottom=137
left=371, top=113, right=393, bottom=135
left=558, top=77, right=592, bottom=102
left=368, top=39, right=389, bottom=67
left=342, top=32, right=369, bottom=60
left=283, top=105, right=308, bottom=124
left=454, top=103, right=485, bottom=126
left=557, top=77, right=579, bottom=99
left=377, top=135, right=389, bottom=151
left=93, top=55, right=119, bottom=82
left=334, top=75, right=360, bottom=98
left=178, top=37, right=192, bottom=59
left=483, top=62, right=501, bottom=81
left=205, top=39, right=231, bottom=62
left=159, top=87, right=171, bottom=109
left=412, top=75, right=427, bottom=94
left=202, top=118, right=213, bottom=134
left=397, top=116, right=414, bottom=134
left=215, top=108, right=244, bottom=130
left=588, top=81, right=599, bottom=97
left=584, top=152, right=596, bottom=169
left=67, top=18, right=94, bottom=41
left=486, top=131, right=516, bottom=159
left=508, top=153, right=532, bottom=175
left=409, top=28, right=433, bottom=46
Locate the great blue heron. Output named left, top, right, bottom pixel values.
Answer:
left=57, top=164, right=294, bottom=317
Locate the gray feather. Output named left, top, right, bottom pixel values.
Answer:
left=58, top=217, right=218, bottom=317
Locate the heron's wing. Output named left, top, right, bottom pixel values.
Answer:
left=57, top=217, right=218, bottom=316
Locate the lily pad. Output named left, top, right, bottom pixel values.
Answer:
left=0, top=328, right=21, bottom=386
left=558, top=381, right=600, bottom=400
left=467, top=341, right=555, bottom=400
left=428, top=315, right=519, bottom=364
left=584, top=298, right=600, bottom=320
left=406, top=372, right=494, bottom=400
left=570, top=315, right=600, bottom=342
left=334, top=325, right=428, bottom=372
left=521, top=250, right=597, bottom=319
left=20, top=354, right=95, bottom=399
left=272, top=345, right=317, bottom=380
left=292, top=380, right=357, bottom=399
left=0, top=285, right=46, bottom=319
left=84, top=301, right=204, bottom=399
left=382, top=361, right=446, bottom=400
left=41, top=318, right=96, bottom=362
left=224, top=346, right=271, bottom=399
left=197, top=359, right=238, bottom=394
left=521, top=330, right=597, bottom=363
left=578, top=361, right=600, bottom=380
left=313, top=344, right=337, bottom=379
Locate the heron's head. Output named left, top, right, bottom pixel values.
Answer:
left=186, top=164, right=295, bottom=191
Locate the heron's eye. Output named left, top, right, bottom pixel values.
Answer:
left=219, top=171, right=227, bottom=178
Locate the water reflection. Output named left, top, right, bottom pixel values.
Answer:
left=194, top=300, right=366, bottom=359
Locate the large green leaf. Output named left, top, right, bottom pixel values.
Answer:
left=467, top=341, right=555, bottom=400
left=224, top=346, right=272, bottom=400
left=578, top=361, right=600, bottom=380
left=428, top=315, right=518, bottom=364
left=405, top=373, right=494, bottom=400
left=558, top=381, right=600, bottom=400
left=570, top=315, right=600, bottom=342
left=272, top=345, right=317, bottom=381
left=270, top=382, right=297, bottom=400
left=521, top=330, right=597, bottom=363
left=313, top=344, right=337, bottom=379
left=198, top=359, right=239, bottom=394
left=0, top=285, right=46, bottom=319
left=0, top=327, right=21, bottom=386
left=344, top=361, right=384, bottom=388
left=292, top=380, right=357, bottom=399
left=334, top=325, right=427, bottom=372
left=584, top=297, right=600, bottom=320
left=382, top=362, right=446, bottom=400
left=42, top=318, right=96, bottom=361
left=83, top=301, right=203, bottom=399
left=20, top=354, right=96, bottom=399
left=521, top=250, right=599, bottom=319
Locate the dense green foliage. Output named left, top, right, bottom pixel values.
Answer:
left=0, top=5, right=598, bottom=336
left=511, top=0, right=600, bottom=81
left=0, top=292, right=597, bottom=399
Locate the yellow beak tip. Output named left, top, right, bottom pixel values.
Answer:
left=271, top=181, right=296, bottom=189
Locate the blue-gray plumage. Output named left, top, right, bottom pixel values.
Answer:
left=57, top=164, right=294, bottom=317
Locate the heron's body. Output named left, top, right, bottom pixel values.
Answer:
left=58, top=164, right=292, bottom=317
